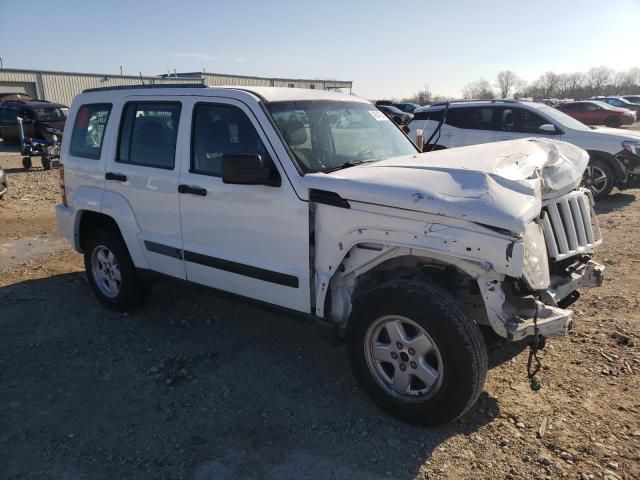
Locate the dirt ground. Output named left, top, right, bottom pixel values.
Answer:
left=0, top=150, right=639, bottom=480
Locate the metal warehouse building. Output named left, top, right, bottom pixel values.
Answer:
left=0, top=68, right=353, bottom=106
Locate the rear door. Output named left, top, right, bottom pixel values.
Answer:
left=445, top=106, right=497, bottom=146
left=103, top=97, right=185, bottom=279
left=581, top=103, right=604, bottom=124
left=177, top=97, right=310, bottom=312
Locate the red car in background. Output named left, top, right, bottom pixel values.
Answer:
left=556, top=101, right=636, bottom=128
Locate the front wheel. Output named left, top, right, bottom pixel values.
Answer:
left=41, top=157, right=51, bottom=171
left=582, top=159, right=614, bottom=200
left=347, top=280, right=487, bottom=426
left=22, top=157, right=32, bottom=170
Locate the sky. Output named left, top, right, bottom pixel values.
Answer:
left=1, top=0, right=639, bottom=100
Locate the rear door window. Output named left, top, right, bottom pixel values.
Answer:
left=412, top=109, right=444, bottom=123
left=69, top=103, right=112, bottom=159
left=447, top=107, right=495, bottom=130
left=117, top=102, right=181, bottom=169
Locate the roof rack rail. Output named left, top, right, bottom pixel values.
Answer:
left=82, top=84, right=208, bottom=93
left=430, top=98, right=520, bottom=107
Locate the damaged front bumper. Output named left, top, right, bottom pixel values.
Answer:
left=479, top=259, right=604, bottom=341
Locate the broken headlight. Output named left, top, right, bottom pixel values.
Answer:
left=522, top=221, right=550, bottom=290
left=622, top=141, right=640, bottom=157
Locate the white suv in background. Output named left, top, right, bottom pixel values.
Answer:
left=406, top=100, right=640, bottom=199
left=57, top=85, right=603, bottom=425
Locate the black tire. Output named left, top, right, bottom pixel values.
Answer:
left=41, top=157, right=51, bottom=171
left=582, top=158, right=615, bottom=200
left=22, top=157, right=32, bottom=170
left=83, top=227, right=150, bottom=311
left=347, top=280, right=487, bottom=426
left=604, top=116, right=621, bottom=128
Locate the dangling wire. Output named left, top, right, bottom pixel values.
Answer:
left=527, top=294, right=542, bottom=391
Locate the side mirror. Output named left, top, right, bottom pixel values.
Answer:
left=539, top=124, right=557, bottom=133
left=221, top=154, right=280, bottom=186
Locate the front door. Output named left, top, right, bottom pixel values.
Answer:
left=178, top=98, right=310, bottom=312
left=495, top=107, right=560, bottom=141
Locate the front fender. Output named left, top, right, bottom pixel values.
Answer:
left=313, top=202, right=525, bottom=320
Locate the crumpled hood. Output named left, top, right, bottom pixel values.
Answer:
left=302, top=138, right=588, bottom=233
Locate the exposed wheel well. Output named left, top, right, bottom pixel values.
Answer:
left=350, top=255, right=477, bottom=301
left=78, top=211, right=122, bottom=251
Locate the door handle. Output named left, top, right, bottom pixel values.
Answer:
left=105, top=172, right=127, bottom=182
left=178, top=184, right=207, bottom=196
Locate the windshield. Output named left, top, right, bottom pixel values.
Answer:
left=536, top=104, right=591, bottom=131
left=33, top=107, right=68, bottom=122
left=267, top=100, right=417, bottom=173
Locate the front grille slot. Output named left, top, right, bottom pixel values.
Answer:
left=540, top=189, right=602, bottom=261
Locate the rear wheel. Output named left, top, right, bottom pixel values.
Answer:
left=582, top=159, right=614, bottom=200
left=84, top=228, right=149, bottom=311
left=604, top=116, right=621, bottom=128
left=41, top=157, right=51, bottom=171
left=22, top=157, right=32, bottom=170
left=347, top=280, right=487, bottom=425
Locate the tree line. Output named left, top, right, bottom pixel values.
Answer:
left=401, top=66, right=640, bottom=104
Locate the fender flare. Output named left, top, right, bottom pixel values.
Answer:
left=97, top=190, right=148, bottom=269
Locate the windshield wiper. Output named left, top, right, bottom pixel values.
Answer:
left=321, top=160, right=376, bottom=173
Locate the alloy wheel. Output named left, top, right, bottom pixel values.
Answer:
left=91, top=245, right=122, bottom=298
left=364, top=315, right=443, bottom=402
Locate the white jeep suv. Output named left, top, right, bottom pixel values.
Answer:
left=56, top=85, right=604, bottom=425
left=406, top=99, right=640, bottom=199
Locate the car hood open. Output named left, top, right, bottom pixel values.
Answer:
left=302, top=138, right=588, bottom=233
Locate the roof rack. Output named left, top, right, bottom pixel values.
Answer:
left=82, top=84, right=208, bottom=93
left=430, top=98, right=521, bottom=107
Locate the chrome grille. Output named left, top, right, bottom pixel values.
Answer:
left=540, top=188, right=602, bottom=261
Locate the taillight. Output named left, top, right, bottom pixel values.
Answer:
left=402, top=125, right=410, bottom=134
left=59, top=165, right=68, bottom=206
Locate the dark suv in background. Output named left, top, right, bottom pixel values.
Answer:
left=0, top=100, right=68, bottom=144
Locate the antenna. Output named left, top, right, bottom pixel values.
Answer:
left=139, top=72, right=145, bottom=85
left=120, top=65, right=123, bottom=76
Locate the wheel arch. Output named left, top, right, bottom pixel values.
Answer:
left=320, top=242, right=486, bottom=328
left=586, top=150, right=625, bottom=187
left=76, top=197, right=147, bottom=269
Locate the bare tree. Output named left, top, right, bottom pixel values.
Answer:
left=585, top=66, right=613, bottom=95
left=462, top=79, right=495, bottom=99
left=538, top=71, right=561, bottom=98
left=401, top=85, right=433, bottom=105
left=496, top=70, right=519, bottom=98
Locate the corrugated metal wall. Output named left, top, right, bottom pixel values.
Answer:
left=0, top=68, right=353, bottom=105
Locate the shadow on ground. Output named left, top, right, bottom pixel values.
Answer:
left=1, top=272, right=504, bottom=479
left=594, top=191, right=636, bottom=214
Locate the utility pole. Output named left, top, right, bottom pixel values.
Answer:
left=120, top=65, right=123, bottom=76
left=0, top=57, right=3, bottom=69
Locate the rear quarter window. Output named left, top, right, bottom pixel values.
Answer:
left=69, top=103, right=112, bottom=159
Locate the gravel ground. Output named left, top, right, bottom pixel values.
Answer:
left=0, top=152, right=639, bottom=480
